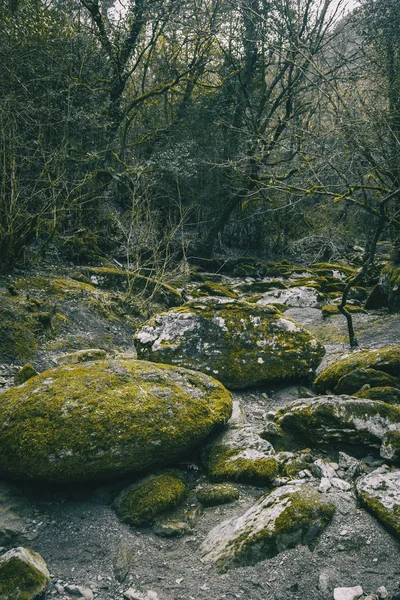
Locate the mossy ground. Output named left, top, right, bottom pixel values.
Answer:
left=114, top=472, right=188, bottom=526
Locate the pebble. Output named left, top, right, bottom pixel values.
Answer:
left=376, top=586, right=389, bottom=599
left=319, top=477, right=332, bottom=493
left=333, top=586, right=363, bottom=600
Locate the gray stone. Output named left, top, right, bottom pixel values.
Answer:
left=65, top=585, right=94, bottom=600
left=257, top=286, right=320, bottom=308
left=200, top=483, right=335, bottom=571
left=330, top=478, right=352, bottom=491
left=312, top=459, right=337, bottom=479
left=333, top=586, right=364, bottom=600
left=356, top=466, right=400, bottom=537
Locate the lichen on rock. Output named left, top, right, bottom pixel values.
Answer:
left=134, top=299, right=325, bottom=389
left=200, top=483, right=335, bottom=571
left=0, top=359, right=232, bottom=482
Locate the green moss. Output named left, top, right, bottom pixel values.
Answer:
left=273, top=487, right=335, bottom=540
left=204, top=445, right=279, bottom=485
left=321, top=304, right=366, bottom=316
left=13, top=275, right=95, bottom=297
left=114, top=472, right=188, bottom=526
left=357, top=489, right=400, bottom=537
left=238, top=281, right=288, bottom=294
left=0, top=548, right=49, bottom=600
left=196, top=281, right=239, bottom=299
left=14, top=364, right=39, bottom=386
left=0, top=360, right=232, bottom=482
left=354, top=386, right=400, bottom=404
left=282, top=457, right=311, bottom=478
left=0, top=325, right=37, bottom=362
left=197, top=484, right=239, bottom=507
left=312, top=263, right=357, bottom=277
left=314, top=346, right=400, bottom=393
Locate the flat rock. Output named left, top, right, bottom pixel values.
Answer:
left=356, top=466, right=400, bottom=537
left=256, top=286, right=320, bottom=308
left=0, top=546, right=50, bottom=600
left=134, top=299, right=325, bottom=389
left=333, top=586, right=364, bottom=600
left=200, top=483, right=335, bottom=571
left=0, top=360, right=232, bottom=482
left=275, top=396, right=400, bottom=449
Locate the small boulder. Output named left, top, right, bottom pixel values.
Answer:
left=134, top=299, right=325, bottom=389
left=113, top=471, right=188, bottom=526
left=356, top=466, right=400, bottom=537
left=197, top=484, right=239, bottom=507
left=380, top=430, right=400, bottom=463
left=0, top=360, right=232, bottom=482
left=314, top=346, right=400, bottom=393
left=334, top=368, right=398, bottom=395
left=275, top=396, right=400, bottom=450
left=333, top=587, right=364, bottom=600
left=200, top=483, right=335, bottom=571
left=0, top=546, right=50, bottom=600
left=13, top=364, right=39, bottom=386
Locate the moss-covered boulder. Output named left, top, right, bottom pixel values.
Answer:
left=334, top=368, right=398, bottom=395
left=134, top=299, right=325, bottom=389
left=380, top=430, right=400, bottom=463
left=197, top=484, right=239, bottom=507
left=114, top=471, right=188, bottom=526
left=0, top=546, right=50, bottom=600
left=275, top=396, right=400, bottom=450
left=356, top=467, right=400, bottom=537
left=314, top=346, right=400, bottom=394
left=0, top=360, right=232, bottom=482
left=200, top=483, right=335, bottom=571
left=13, top=364, right=39, bottom=386
left=354, top=386, right=400, bottom=405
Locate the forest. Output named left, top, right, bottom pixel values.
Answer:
left=1, top=0, right=399, bottom=276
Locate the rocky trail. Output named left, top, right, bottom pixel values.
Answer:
left=0, top=260, right=400, bottom=600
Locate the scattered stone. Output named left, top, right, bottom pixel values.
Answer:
left=114, top=471, right=188, bottom=526
left=333, top=586, right=363, bottom=600
left=0, top=360, right=231, bottom=482
left=134, top=299, right=325, bottom=389
left=152, top=520, right=191, bottom=537
left=275, top=396, right=400, bottom=450
left=330, top=478, right=352, bottom=491
left=65, top=584, right=94, bottom=599
left=200, top=483, right=335, bottom=571
left=13, top=363, right=39, bottom=386
left=319, top=478, right=332, bottom=493
left=314, top=346, right=400, bottom=393
left=312, top=459, right=337, bottom=479
left=123, top=589, right=142, bottom=600
left=356, top=466, right=400, bottom=537
left=197, top=484, right=239, bottom=507
left=0, top=546, right=50, bottom=600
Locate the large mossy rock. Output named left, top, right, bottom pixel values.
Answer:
left=114, top=471, right=188, bottom=526
left=356, top=466, right=400, bottom=537
left=333, top=368, right=398, bottom=395
left=0, top=546, right=50, bottom=600
left=0, top=360, right=232, bottom=482
left=134, top=299, right=325, bottom=389
left=200, top=483, right=335, bottom=571
left=275, top=396, right=400, bottom=450
left=314, top=346, right=400, bottom=394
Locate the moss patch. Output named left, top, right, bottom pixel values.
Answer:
left=0, top=547, right=50, bottom=600
left=354, top=386, right=400, bottom=404
left=314, top=346, right=400, bottom=393
left=321, top=304, right=366, bottom=316
left=195, top=281, right=239, bottom=299
left=197, top=484, right=239, bottom=507
left=14, top=364, right=39, bottom=386
left=114, top=471, right=188, bottom=526
left=203, top=445, right=279, bottom=485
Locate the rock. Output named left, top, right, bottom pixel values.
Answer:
left=330, top=478, right=352, bottom=491
left=0, top=360, right=232, bottom=482
left=319, top=478, right=331, bottom=493
left=381, top=262, right=400, bottom=312
left=55, top=349, right=107, bottom=365
left=114, top=471, right=188, bottom=526
left=314, top=346, right=400, bottom=393
left=333, top=586, right=364, bottom=600
left=0, top=546, right=50, bottom=600
left=0, top=481, right=34, bottom=547
left=354, top=386, right=400, bottom=405
left=134, top=299, right=325, bottom=389
left=356, top=466, right=400, bottom=537
left=200, top=483, right=335, bottom=571
left=338, top=452, right=361, bottom=479
left=275, top=396, right=400, bottom=450
left=13, top=364, right=39, bottom=386
left=202, top=424, right=278, bottom=485
left=334, top=368, right=398, bottom=395
left=196, top=484, right=239, bottom=507
left=380, top=430, right=400, bottom=463
left=64, top=585, right=94, bottom=599
left=256, top=286, right=321, bottom=308
left=152, top=520, right=191, bottom=537
left=123, top=589, right=142, bottom=600
left=365, top=283, right=388, bottom=309
left=376, top=586, right=389, bottom=599
left=311, top=459, right=337, bottom=479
